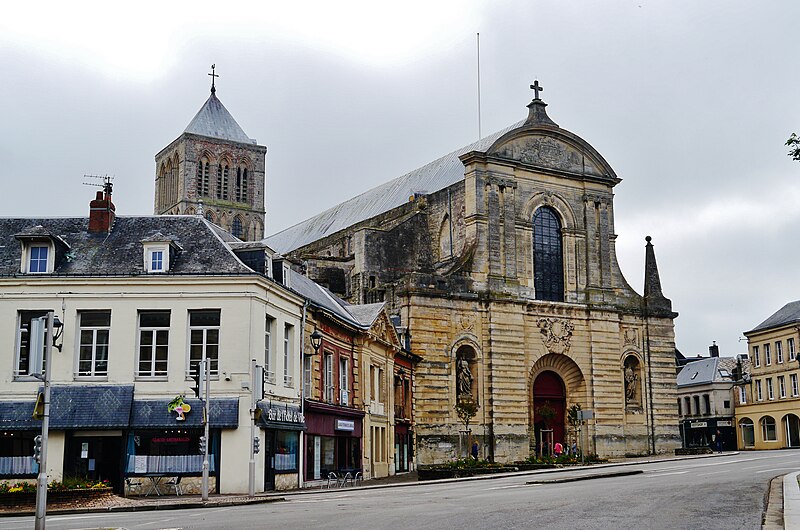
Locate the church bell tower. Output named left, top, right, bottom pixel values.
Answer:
left=154, top=65, right=267, bottom=240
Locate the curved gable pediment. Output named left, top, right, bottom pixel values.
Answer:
left=486, top=127, right=618, bottom=182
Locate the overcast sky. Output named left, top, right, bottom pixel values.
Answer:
left=1, top=1, right=798, bottom=358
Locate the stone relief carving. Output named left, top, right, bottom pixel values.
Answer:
left=497, top=137, right=599, bottom=175
left=459, top=314, right=475, bottom=332
left=457, top=355, right=473, bottom=399
left=537, top=318, right=575, bottom=355
left=623, top=328, right=639, bottom=348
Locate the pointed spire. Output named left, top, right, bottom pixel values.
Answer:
left=524, top=79, right=559, bottom=127
left=643, top=236, right=673, bottom=315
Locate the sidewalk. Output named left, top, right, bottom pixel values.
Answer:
left=0, top=452, right=764, bottom=517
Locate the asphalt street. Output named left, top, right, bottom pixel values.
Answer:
left=4, top=450, right=799, bottom=530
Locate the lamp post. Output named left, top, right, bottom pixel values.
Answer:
left=310, top=329, right=322, bottom=356
left=34, top=312, right=62, bottom=530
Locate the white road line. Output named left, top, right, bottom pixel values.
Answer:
left=485, top=484, right=531, bottom=490
left=756, top=467, right=800, bottom=474
left=645, top=471, right=690, bottom=478
left=696, top=470, right=732, bottom=477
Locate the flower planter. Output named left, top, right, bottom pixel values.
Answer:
left=0, top=487, right=113, bottom=508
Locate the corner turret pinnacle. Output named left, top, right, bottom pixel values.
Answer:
left=643, top=235, right=674, bottom=316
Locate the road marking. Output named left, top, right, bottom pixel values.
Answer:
left=696, top=470, right=731, bottom=477
left=485, top=484, right=534, bottom=490
left=756, top=467, right=800, bottom=474
left=645, top=471, right=690, bottom=477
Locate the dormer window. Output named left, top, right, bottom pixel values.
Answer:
left=29, top=245, right=50, bottom=273
left=15, top=227, right=62, bottom=275
left=141, top=234, right=180, bottom=274
left=144, top=245, right=169, bottom=273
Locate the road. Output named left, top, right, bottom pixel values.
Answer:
left=3, top=450, right=798, bottom=530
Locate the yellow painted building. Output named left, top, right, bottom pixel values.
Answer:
left=735, top=300, right=800, bottom=450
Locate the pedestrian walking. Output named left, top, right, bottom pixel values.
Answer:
left=554, top=441, right=563, bottom=457
left=471, top=441, right=479, bottom=460
left=715, top=429, right=723, bottom=453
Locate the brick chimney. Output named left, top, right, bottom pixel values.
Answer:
left=89, top=184, right=116, bottom=233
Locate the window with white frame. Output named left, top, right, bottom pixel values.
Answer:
left=137, top=311, right=169, bottom=377
left=283, top=324, right=294, bottom=387
left=779, top=375, right=786, bottom=398
left=143, top=244, right=170, bottom=273
left=264, top=316, right=275, bottom=384
left=756, top=379, right=763, bottom=401
left=761, top=416, right=777, bottom=442
left=339, top=357, right=349, bottom=405
left=753, top=345, right=760, bottom=367
left=28, top=245, right=50, bottom=273
left=324, top=351, right=334, bottom=403
left=303, top=355, right=313, bottom=398
left=776, top=341, right=784, bottom=364
left=77, top=311, right=111, bottom=377
left=739, top=386, right=747, bottom=405
left=767, top=378, right=774, bottom=400
left=792, top=373, right=799, bottom=397
left=14, top=310, right=49, bottom=378
left=789, top=338, right=797, bottom=361
left=188, top=310, right=220, bottom=376
left=765, top=343, right=772, bottom=365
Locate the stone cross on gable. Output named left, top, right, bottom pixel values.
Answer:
left=209, top=64, right=219, bottom=94
left=530, top=80, right=543, bottom=100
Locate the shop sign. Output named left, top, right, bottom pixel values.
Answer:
left=151, top=436, right=191, bottom=443
left=265, top=404, right=304, bottom=424
left=167, top=395, right=191, bottom=421
left=717, top=421, right=732, bottom=427
left=690, top=421, right=708, bottom=428
left=336, top=419, right=355, bottom=431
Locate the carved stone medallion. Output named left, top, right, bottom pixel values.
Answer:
left=623, top=328, right=639, bottom=348
left=537, top=318, right=575, bottom=355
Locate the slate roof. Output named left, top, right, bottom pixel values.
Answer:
left=0, top=216, right=253, bottom=276
left=265, top=121, right=524, bottom=254
left=677, top=357, right=741, bottom=387
left=748, top=300, right=800, bottom=334
left=48, top=385, right=134, bottom=429
left=184, top=92, right=256, bottom=145
left=0, top=400, right=40, bottom=431
left=346, top=303, right=385, bottom=328
left=130, top=398, right=239, bottom=429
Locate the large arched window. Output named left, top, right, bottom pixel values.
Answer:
left=532, top=207, right=564, bottom=302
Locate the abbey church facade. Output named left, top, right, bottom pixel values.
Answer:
left=156, top=81, right=681, bottom=463
left=266, top=88, right=681, bottom=462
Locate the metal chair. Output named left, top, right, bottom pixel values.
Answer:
left=164, top=476, right=182, bottom=496
left=125, top=477, right=143, bottom=495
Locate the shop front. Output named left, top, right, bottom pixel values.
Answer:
left=304, top=401, right=363, bottom=483
left=126, top=396, right=238, bottom=494
left=681, top=418, right=735, bottom=451
left=394, top=423, right=413, bottom=473
left=257, top=401, right=305, bottom=491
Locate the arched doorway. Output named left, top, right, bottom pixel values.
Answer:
left=785, top=414, right=800, bottom=447
left=533, top=370, right=566, bottom=456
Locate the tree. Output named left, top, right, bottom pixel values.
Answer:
left=455, top=398, right=478, bottom=433
left=787, top=133, right=800, bottom=162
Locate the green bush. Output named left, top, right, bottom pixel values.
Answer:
left=0, top=477, right=109, bottom=494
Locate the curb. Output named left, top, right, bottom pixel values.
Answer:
left=526, top=469, right=643, bottom=484
left=783, top=471, right=800, bottom=529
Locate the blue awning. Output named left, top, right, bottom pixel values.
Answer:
left=0, top=400, right=39, bottom=431
left=49, top=385, right=134, bottom=429
left=130, top=398, right=239, bottom=429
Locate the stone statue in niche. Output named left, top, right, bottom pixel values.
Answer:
left=457, top=355, right=473, bottom=398
left=624, top=356, right=641, bottom=406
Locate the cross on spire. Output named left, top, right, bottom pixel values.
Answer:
left=208, top=64, right=219, bottom=94
left=530, top=80, right=543, bottom=100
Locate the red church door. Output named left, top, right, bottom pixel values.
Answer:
left=533, top=370, right=566, bottom=456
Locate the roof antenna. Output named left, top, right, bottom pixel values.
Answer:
left=82, top=174, right=114, bottom=195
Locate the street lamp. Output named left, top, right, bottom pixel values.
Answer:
left=309, top=329, right=322, bottom=355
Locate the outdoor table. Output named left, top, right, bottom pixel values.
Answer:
left=143, top=475, right=170, bottom=496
